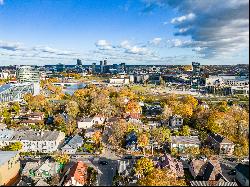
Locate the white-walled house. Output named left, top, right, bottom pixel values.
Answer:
left=0, top=129, right=65, bottom=153
left=170, top=136, right=201, bottom=153
left=169, top=115, right=183, bottom=128
left=77, top=116, right=105, bottom=129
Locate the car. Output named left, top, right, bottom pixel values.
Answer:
left=124, top=155, right=133, bottom=159
left=228, top=169, right=236, bottom=175
left=135, top=155, right=144, bottom=159
left=226, top=157, right=237, bottom=162
left=99, top=161, right=108, bottom=165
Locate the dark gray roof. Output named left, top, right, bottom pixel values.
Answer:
left=210, top=133, right=233, bottom=144
left=236, top=163, right=249, bottom=179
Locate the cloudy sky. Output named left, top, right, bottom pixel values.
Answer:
left=0, top=0, right=249, bottom=65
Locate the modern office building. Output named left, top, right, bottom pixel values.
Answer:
left=0, top=82, right=40, bottom=102
left=76, top=59, right=82, bottom=66
left=16, top=66, right=40, bottom=83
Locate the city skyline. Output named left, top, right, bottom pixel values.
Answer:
left=0, top=0, right=249, bottom=65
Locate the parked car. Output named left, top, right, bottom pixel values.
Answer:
left=228, top=169, right=236, bottom=175
left=124, top=155, right=133, bottom=159
left=99, top=161, right=108, bottom=165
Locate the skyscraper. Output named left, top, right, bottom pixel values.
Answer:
left=191, top=62, right=201, bottom=89
left=77, top=59, right=82, bottom=66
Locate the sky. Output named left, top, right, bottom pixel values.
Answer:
left=0, top=0, right=249, bottom=65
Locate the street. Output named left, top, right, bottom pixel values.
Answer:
left=72, top=146, right=122, bottom=186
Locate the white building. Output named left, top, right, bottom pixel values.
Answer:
left=109, top=77, right=130, bottom=86
left=61, top=135, right=83, bottom=154
left=77, top=116, right=105, bottom=129
left=169, top=115, right=183, bottom=128
left=0, top=82, right=40, bottom=102
left=0, top=129, right=65, bottom=153
left=16, top=66, right=40, bottom=83
left=0, top=71, right=9, bottom=79
left=170, top=136, right=201, bottom=152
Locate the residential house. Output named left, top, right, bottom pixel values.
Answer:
left=189, top=158, right=227, bottom=181
left=0, top=129, right=15, bottom=147
left=170, top=136, right=201, bottom=153
left=77, top=116, right=105, bottom=129
left=156, top=154, right=184, bottom=177
left=0, top=130, right=65, bottom=153
left=21, top=159, right=61, bottom=184
left=61, top=135, right=83, bottom=154
left=169, top=115, right=183, bottom=128
left=19, top=112, right=45, bottom=126
left=207, top=133, right=234, bottom=155
left=125, top=131, right=138, bottom=151
left=64, top=161, right=88, bottom=186
left=235, top=163, right=249, bottom=186
left=0, top=151, right=20, bottom=186
left=117, top=159, right=135, bottom=177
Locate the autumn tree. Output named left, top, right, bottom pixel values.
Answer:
left=180, top=125, right=191, bottom=136
left=151, top=127, right=171, bottom=145
left=3, top=142, right=23, bottom=151
left=161, top=104, right=173, bottom=120
left=53, top=153, right=70, bottom=165
left=137, top=168, right=186, bottom=186
left=65, top=101, right=79, bottom=118
left=11, top=102, right=20, bottom=115
left=134, top=158, right=155, bottom=178
left=138, top=132, right=150, bottom=155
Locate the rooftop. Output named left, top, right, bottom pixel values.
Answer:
left=0, top=151, right=19, bottom=167
left=171, top=136, right=201, bottom=145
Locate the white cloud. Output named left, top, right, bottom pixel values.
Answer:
left=143, top=0, right=249, bottom=58
left=95, top=40, right=113, bottom=50
left=150, top=37, right=162, bottom=45
left=171, top=13, right=196, bottom=24
left=0, top=0, right=3, bottom=5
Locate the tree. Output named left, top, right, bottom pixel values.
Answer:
left=161, top=105, right=173, bottom=120
left=12, top=102, right=20, bottom=115
left=138, top=133, right=149, bottom=155
left=137, top=168, right=187, bottom=186
left=92, top=130, right=102, bottom=147
left=180, top=125, right=191, bottom=136
left=134, top=158, right=154, bottom=178
left=3, top=142, right=23, bottom=151
left=151, top=127, right=171, bottom=145
left=108, top=120, right=128, bottom=147
left=53, top=153, right=70, bottom=165
left=65, top=101, right=79, bottom=118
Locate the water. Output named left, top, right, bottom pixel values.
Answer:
left=63, top=83, right=86, bottom=95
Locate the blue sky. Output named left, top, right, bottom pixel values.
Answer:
left=0, top=0, right=249, bottom=65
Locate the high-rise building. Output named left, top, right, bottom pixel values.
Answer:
left=104, top=59, right=107, bottom=66
left=191, top=62, right=201, bottom=89
left=77, top=59, right=82, bottom=66
left=55, top=63, right=65, bottom=73
left=16, top=66, right=40, bottom=83
left=92, top=63, right=96, bottom=74
left=119, top=63, right=126, bottom=73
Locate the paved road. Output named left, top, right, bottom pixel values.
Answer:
left=72, top=146, right=121, bottom=186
